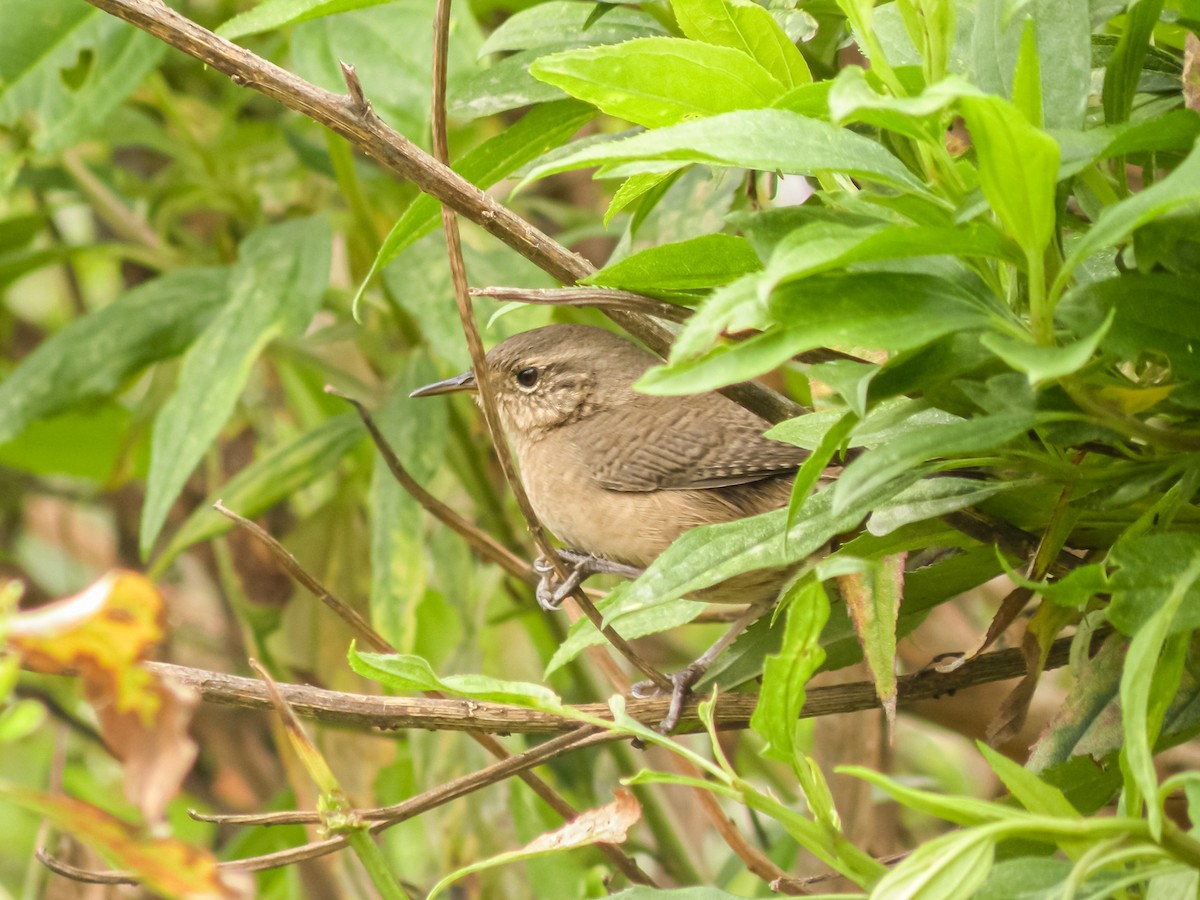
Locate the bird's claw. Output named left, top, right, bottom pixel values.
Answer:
left=533, top=554, right=585, bottom=611
left=533, top=550, right=644, bottom=612
left=631, top=662, right=706, bottom=734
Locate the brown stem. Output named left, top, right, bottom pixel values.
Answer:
left=142, top=631, right=1093, bottom=734
left=470, top=286, right=693, bottom=324
left=42, top=631, right=1095, bottom=887
left=213, top=500, right=393, bottom=653
left=79, top=0, right=800, bottom=426
left=326, top=387, right=532, bottom=583
left=193, top=727, right=609, bottom=827
left=212, top=500, right=651, bottom=884
left=429, top=0, right=670, bottom=695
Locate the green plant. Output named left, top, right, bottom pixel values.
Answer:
left=2, top=0, right=1200, bottom=896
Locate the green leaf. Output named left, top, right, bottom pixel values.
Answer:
left=154, top=413, right=365, bottom=570
left=0, top=700, right=46, bottom=744
left=0, top=268, right=229, bottom=445
left=977, top=742, right=1079, bottom=819
left=479, top=2, right=666, bottom=55
left=958, top=94, right=1060, bottom=258
left=750, top=579, right=830, bottom=763
left=971, top=0, right=1090, bottom=131
left=828, top=68, right=977, bottom=141
left=638, top=272, right=993, bottom=395
left=866, top=477, right=1010, bottom=536
left=1101, top=0, right=1165, bottom=126
left=671, top=0, right=812, bottom=88
left=449, top=48, right=568, bottom=118
left=583, top=233, right=762, bottom=293
left=868, top=827, right=997, bottom=900
left=832, top=410, right=1034, bottom=514
left=140, top=217, right=332, bottom=558
left=0, top=0, right=166, bottom=153
left=529, top=38, right=785, bottom=128
left=1057, top=274, right=1200, bottom=381
left=350, top=648, right=566, bottom=709
left=356, top=99, right=595, bottom=313
left=978, top=309, right=1113, bottom=384
left=762, top=220, right=1022, bottom=295
left=1118, top=542, right=1200, bottom=839
left=524, top=108, right=934, bottom=196
left=975, top=859, right=1074, bottom=900
left=1055, top=141, right=1200, bottom=296
left=0, top=404, right=135, bottom=482
left=1108, top=533, right=1200, bottom=636
left=785, top=411, right=857, bottom=533
left=604, top=170, right=680, bottom=227
left=369, top=356, right=449, bottom=650
left=768, top=399, right=957, bottom=451
left=615, top=481, right=898, bottom=613
left=216, top=0, right=393, bottom=39
left=1010, top=18, right=1043, bottom=128
left=772, top=80, right=834, bottom=117
left=841, top=767, right=1024, bottom=827
left=545, top=589, right=704, bottom=676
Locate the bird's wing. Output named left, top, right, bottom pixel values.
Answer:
left=577, top=392, right=809, bottom=492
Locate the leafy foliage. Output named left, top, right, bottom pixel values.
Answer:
left=2, top=0, right=1200, bottom=896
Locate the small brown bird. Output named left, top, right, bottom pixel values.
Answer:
left=412, top=323, right=809, bottom=726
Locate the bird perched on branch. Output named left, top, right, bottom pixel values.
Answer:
left=411, top=323, right=810, bottom=728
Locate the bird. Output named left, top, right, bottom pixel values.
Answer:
left=411, top=323, right=811, bottom=727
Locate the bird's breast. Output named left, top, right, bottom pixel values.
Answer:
left=516, top=429, right=791, bottom=571
left=516, top=431, right=689, bottom=568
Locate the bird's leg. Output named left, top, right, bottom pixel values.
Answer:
left=532, top=548, right=644, bottom=612
left=633, top=605, right=769, bottom=733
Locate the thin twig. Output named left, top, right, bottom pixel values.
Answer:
left=470, top=286, right=693, bottom=324
left=439, top=2, right=657, bottom=885
left=325, top=386, right=532, bottom=584
left=80, top=0, right=800, bottom=426
left=213, top=500, right=393, bottom=653
left=940, top=509, right=1082, bottom=577
left=193, top=727, right=609, bottom=826
left=212, top=498, right=650, bottom=883
left=428, top=0, right=670, bottom=695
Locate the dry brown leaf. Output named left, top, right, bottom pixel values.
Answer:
left=8, top=783, right=251, bottom=899
left=9, top=571, right=199, bottom=822
left=11, top=570, right=164, bottom=717
left=522, top=789, right=641, bottom=853
left=91, top=674, right=199, bottom=823
left=1185, top=32, right=1200, bottom=112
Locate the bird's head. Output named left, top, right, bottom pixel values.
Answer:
left=410, top=324, right=656, bottom=439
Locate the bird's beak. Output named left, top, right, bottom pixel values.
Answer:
left=409, top=370, right=477, bottom=398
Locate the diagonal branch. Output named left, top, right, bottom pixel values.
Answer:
left=426, top=0, right=670, bottom=694
left=79, top=0, right=800, bottom=424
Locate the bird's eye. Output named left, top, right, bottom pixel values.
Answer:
left=516, top=367, right=540, bottom=388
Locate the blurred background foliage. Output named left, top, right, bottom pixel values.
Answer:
left=2, top=0, right=1200, bottom=896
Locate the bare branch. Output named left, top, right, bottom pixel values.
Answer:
left=80, top=0, right=799, bottom=425
left=213, top=500, right=394, bottom=654
left=326, top=386, right=533, bottom=584
left=470, top=286, right=693, bottom=324
left=193, top=727, right=609, bottom=826
left=429, top=0, right=670, bottom=695
left=145, top=631, right=1089, bottom=734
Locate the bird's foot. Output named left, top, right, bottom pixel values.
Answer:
left=631, top=662, right=707, bottom=734
left=532, top=549, right=643, bottom=612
